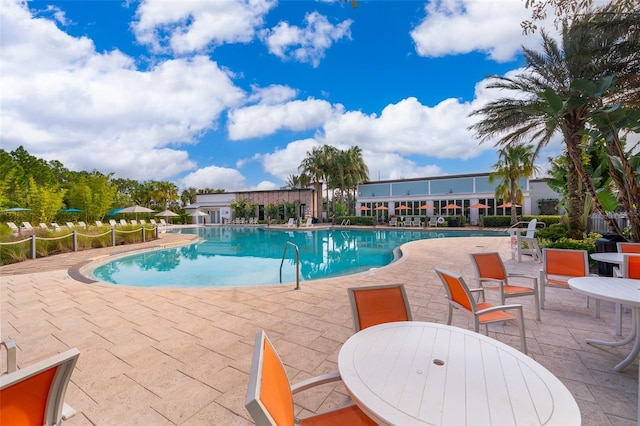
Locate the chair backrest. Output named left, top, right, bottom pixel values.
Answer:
left=428, top=217, right=436, bottom=225
left=245, top=331, right=294, bottom=426
left=0, top=348, right=79, bottom=426
left=435, top=267, right=478, bottom=313
left=469, top=252, right=507, bottom=281
left=618, top=242, right=640, bottom=254
left=149, top=219, right=157, bottom=225
left=51, top=223, right=60, bottom=230
left=6, top=222, right=19, bottom=232
left=525, top=219, right=537, bottom=238
left=66, top=222, right=74, bottom=228
left=109, top=220, right=117, bottom=226
left=348, top=284, right=412, bottom=331
left=542, top=248, right=588, bottom=278
left=40, top=223, right=49, bottom=229
left=22, top=222, right=33, bottom=229
left=622, top=254, right=640, bottom=279
left=389, top=217, right=397, bottom=225
left=95, top=221, right=103, bottom=227
left=130, top=220, right=138, bottom=225
left=78, top=221, right=87, bottom=228
left=159, top=219, right=167, bottom=225
left=120, top=219, right=127, bottom=225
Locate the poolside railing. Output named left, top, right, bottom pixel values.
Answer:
left=0, top=225, right=159, bottom=264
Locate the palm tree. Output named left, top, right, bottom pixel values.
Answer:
left=299, top=146, right=337, bottom=220
left=489, top=144, right=539, bottom=225
left=469, top=10, right=638, bottom=239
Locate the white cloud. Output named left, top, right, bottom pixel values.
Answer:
left=227, top=98, right=337, bottom=140
left=132, top=0, right=276, bottom=54
left=179, top=165, right=247, bottom=191
left=246, top=84, right=297, bottom=105
left=261, top=11, right=352, bottom=67
left=319, top=97, right=491, bottom=160
left=0, top=1, right=245, bottom=181
left=259, top=139, right=320, bottom=181
left=410, top=0, right=550, bottom=62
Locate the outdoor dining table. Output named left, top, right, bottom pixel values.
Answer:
left=568, top=276, right=640, bottom=372
left=338, top=321, right=581, bottom=425
left=590, top=252, right=624, bottom=266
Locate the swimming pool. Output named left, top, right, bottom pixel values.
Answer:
left=90, top=227, right=506, bottom=288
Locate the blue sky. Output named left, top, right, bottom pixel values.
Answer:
left=0, top=0, right=565, bottom=191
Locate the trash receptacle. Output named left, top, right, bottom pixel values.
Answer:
left=449, top=217, right=459, bottom=227
left=595, top=234, right=628, bottom=276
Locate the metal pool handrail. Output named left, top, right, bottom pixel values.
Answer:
left=280, top=241, right=300, bottom=290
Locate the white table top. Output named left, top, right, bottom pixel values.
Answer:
left=590, top=252, right=624, bottom=265
left=338, top=321, right=581, bottom=425
left=568, top=276, right=640, bottom=306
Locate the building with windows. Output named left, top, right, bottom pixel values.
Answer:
left=356, top=173, right=561, bottom=225
left=186, top=188, right=317, bottom=224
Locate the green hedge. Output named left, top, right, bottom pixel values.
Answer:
left=336, top=216, right=374, bottom=226
left=482, top=215, right=562, bottom=227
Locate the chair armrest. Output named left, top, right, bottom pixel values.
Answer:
left=291, top=371, right=341, bottom=394
left=1, top=338, right=17, bottom=373
left=476, top=304, right=523, bottom=316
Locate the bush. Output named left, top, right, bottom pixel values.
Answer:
left=336, top=215, right=374, bottom=226
left=535, top=223, right=568, bottom=242
left=482, top=216, right=512, bottom=227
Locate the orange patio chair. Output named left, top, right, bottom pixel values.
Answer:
left=1, top=340, right=80, bottom=426
left=435, top=267, right=527, bottom=354
left=245, top=331, right=375, bottom=426
left=622, top=254, right=640, bottom=279
left=617, top=242, right=640, bottom=254
left=539, top=248, right=590, bottom=312
left=469, top=252, right=540, bottom=321
left=347, top=283, right=412, bottom=331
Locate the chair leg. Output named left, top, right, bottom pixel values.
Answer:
left=533, top=289, right=541, bottom=321
left=517, top=306, right=528, bottom=355
left=446, top=305, right=453, bottom=325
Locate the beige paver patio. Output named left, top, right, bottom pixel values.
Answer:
left=1, top=229, right=637, bottom=425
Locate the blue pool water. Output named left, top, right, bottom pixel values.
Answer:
left=91, top=227, right=506, bottom=288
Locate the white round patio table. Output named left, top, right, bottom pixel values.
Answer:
left=338, top=321, right=580, bottom=425
left=590, top=252, right=624, bottom=266
left=568, top=276, right=640, bottom=372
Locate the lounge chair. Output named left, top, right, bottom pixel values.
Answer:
left=0, top=339, right=80, bottom=425
left=65, top=222, right=75, bottom=229
left=245, top=331, right=375, bottom=426
left=77, top=221, right=87, bottom=228
left=402, top=217, right=411, bottom=227
left=119, top=219, right=127, bottom=226
left=435, top=267, right=527, bottom=354
left=411, top=217, right=421, bottom=227
left=348, top=284, right=412, bottom=331
left=39, top=223, right=49, bottom=230
left=285, top=218, right=295, bottom=228
left=6, top=222, right=19, bottom=233
left=303, top=217, right=313, bottom=227
left=109, top=219, right=117, bottom=227
left=427, top=217, right=437, bottom=227
left=22, top=222, right=34, bottom=230
left=95, top=220, right=103, bottom=227
left=388, top=217, right=398, bottom=227
left=130, top=219, right=138, bottom=226
left=149, top=219, right=157, bottom=226
left=159, top=219, right=167, bottom=226
left=469, top=252, right=540, bottom=320
left=139, top=219, right=146, bottom=225
left=50, top=223, right=61, bottom=230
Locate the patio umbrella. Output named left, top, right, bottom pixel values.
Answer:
left=356, top=206, right=371, bottom=211
left=59, top=208, right=83, bottom=213
left=469, top=203, right=490, bottom=209
left=443, top=204, right=461, bottom=209
left=106, top=208, right=124, bottom=216
left=419, top=205, right=434, bottom=210
left=373, top=206, right=389, bottom=211
left=119, top=205, right=155, bottom=220
left=190, top=211, right=208, bottom=216
left=395, top=205, right=410, bottom=210
left=155, top=209, right=179, bottom=217
left=0, top=207, right=31, bottom=213
left=497, top=202, right=521, bottom=208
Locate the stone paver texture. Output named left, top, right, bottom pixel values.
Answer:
left=1, top=230, right=637, bottom=425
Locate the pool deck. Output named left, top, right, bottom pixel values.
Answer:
left=1, top=226, right=637, bottom=425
